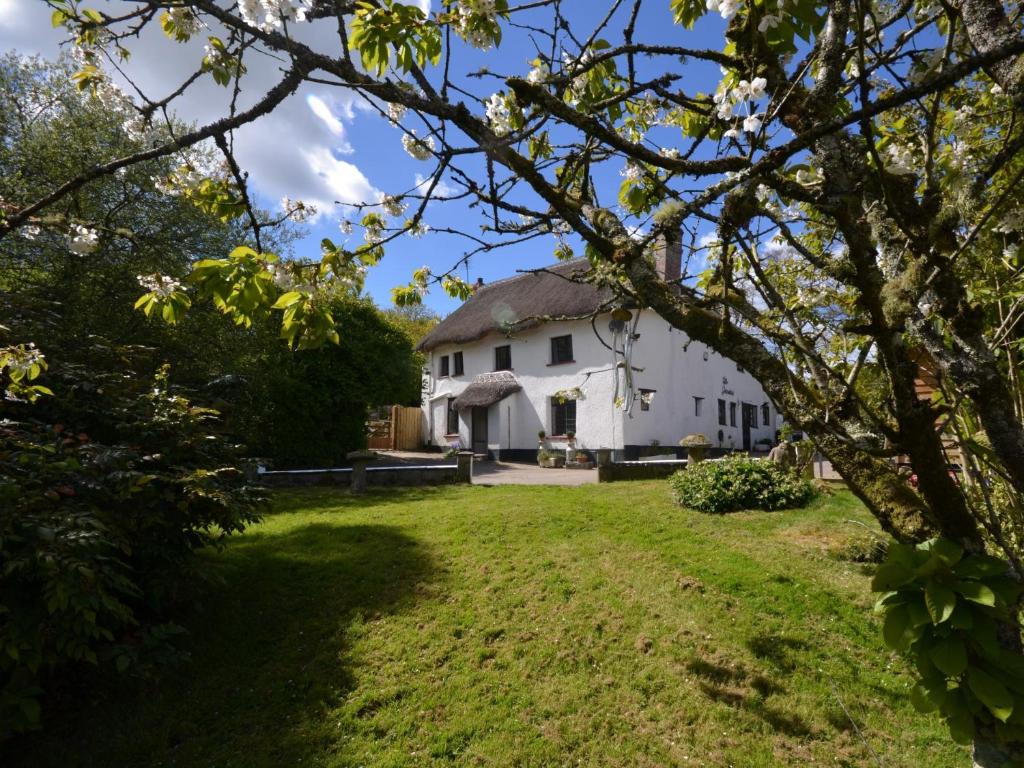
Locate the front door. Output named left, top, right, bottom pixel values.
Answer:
left=741, top=403, right=756, bottom=451
left=472, top=406, right=489, bottom=455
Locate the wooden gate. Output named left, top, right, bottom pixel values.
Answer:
left=391, top=405, right=422, bottom=450
left=367, top=405, right=422, bottom=451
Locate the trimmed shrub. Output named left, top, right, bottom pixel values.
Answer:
left=669, top=455, right=816, bottom=514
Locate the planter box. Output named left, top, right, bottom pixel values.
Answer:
left=565, top=461, right=594, bottom=470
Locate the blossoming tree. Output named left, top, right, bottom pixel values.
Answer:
left=6, top=1, right=1024, bottom=762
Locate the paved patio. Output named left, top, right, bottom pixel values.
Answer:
left=471, top=460, right=598, bottom=486
left=372, top=451, right=599, bottom=486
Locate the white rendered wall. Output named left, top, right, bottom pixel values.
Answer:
left=621, top=311, right=777, bottom=451
left=421, top=311, right=776, bottom=453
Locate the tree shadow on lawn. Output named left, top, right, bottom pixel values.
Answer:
left=10, top=522, right=435, bottom=768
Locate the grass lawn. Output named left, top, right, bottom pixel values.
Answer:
left=11, top=482, right=966, bottom=767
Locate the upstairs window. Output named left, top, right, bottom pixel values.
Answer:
left=446, top=397, right=459, bottom=435
left=494, top=345, right=512, bottom=371
left=729, top=402, right=737, bottom=427
left=439, top=355, right=450, bottom=377
left=718, top=399, right=727, bottom=426
left=639, top=389, right=655, bottom=412
left=550, top=335, right=574, bottom=365
left=762, top=403, right=771, bottom=428
left=552, top=398, right=577, bottom=436
left=453, top=351, right=464, bottom=376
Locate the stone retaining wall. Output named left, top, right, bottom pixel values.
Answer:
left=259, top=464, right=459, bottom=487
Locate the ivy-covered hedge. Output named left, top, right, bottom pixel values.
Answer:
left=669, top=455, right=816, bottom=514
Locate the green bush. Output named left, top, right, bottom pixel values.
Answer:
left=0, top=360, right=264, bottom=739
left=669, top=455, right=816, bottom=514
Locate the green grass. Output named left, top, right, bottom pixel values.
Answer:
left=12, top=483, right=966, bottom=767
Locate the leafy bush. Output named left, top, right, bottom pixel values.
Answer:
left=669, top=455, right=816, bottom=514
left=0, top=360, right=264, bottom=739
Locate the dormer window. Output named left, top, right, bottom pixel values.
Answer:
left=439, top=355, right=450, bottom=377
left=453, top=351, right=464, bottom=376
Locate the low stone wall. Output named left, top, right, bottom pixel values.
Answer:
left=598, top=459, right=687, bottom=482
left=259, top=464, right=458, bottom=487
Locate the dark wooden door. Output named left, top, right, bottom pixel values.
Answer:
left=741, top=403, right=755, bottom=451
left=472, top=406, right=488, bottom=455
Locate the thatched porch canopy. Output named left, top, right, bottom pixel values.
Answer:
left=453, top=372, right=522, bottom=410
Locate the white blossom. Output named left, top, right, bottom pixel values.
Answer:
left=280, top=196, right=316, bottom=222
left=707, top=0, right=741, bottom=19
left=137, top=273, right=182, bottom=297
left=526, top=61, right=550, bottom=85
left=884, top=144, right=918, bottom=176
left=381, top=194, right=407, bottom=217
left=237, top=0, right=314, bottom=32
left=743, top=114, right=762, bottom=133
left=1003, top=244, right=1019, bottom=261
left=757, top=14, right=780, bottom=33
left=749, top=76, right=768, bottom=99
left=620, top=161, right=643, bottom=181
left=386, top=101, right=407, bottom=124
left=165, top=7, right=201, bottom=37
left=408, top=220, right=430, bottom=238
left=454, top=0, right=499, bottom=50
left=339, top=219, right=354, bottom=235
left=402, top=131, right=436, bottom=161
left=67, top=225, right=99, bottom=255
left=485, top=92, right=513, bottom=136
left=3, top=343, right=44, bottom=380
left=724, top=126, right=740, bottom=139
left=659, top=147, right=681, bottom=159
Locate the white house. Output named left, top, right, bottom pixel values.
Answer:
left=417, top=245, right=778, bottom=461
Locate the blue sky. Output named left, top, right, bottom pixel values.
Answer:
left=0, top=1, right=730, bottom=316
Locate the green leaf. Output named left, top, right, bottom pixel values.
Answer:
left=957, top=581, right=997, bottom=607
left=925, top=582, right=957, bottom=624
left=271, top=291, right=304, bottom=309
left=968, top=667, right=1015, bottom=722
left=930, top=636, right=968, bottom=677
left=882, top=603, right=910, bottom=649
left=871, top=562, right=913, bottom=591
left=945, top=693, right=975, bottom=744
left=911, top=678, right=946, bottom=713
left=954, top=555, right=1008, bottom=579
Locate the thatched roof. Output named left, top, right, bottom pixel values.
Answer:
left=452, top=372, right=522, bottom=410
left=417, top=259, right=612, bottom=352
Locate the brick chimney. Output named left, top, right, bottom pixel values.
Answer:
left=653, top=229, right=682, bottom=282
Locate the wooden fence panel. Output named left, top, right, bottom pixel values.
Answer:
left=391, top=405, right=422, bottom=450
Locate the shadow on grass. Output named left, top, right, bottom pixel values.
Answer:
left=11, top=522, right=435, bottom=768
left=686, top=653, right=814, bottom=738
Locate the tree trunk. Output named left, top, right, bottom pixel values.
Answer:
left=973, top=729, right=1024, bottom=767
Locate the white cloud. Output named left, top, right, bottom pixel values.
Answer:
left=302, top=146, right=381, bottom=208
left=0, top=0, right=379, bottom=219
left=414, top=172, right=458, bottom=199
left=306, top=93, right=345, bottom=139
